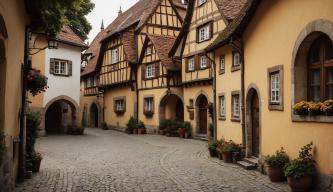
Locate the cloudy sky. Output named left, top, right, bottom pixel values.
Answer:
left=86, top=0, right=139, bottom=42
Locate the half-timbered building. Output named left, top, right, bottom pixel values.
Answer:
left=170, top=0, right=246, bottom=139
left=95, top=0, right=187, bottom=132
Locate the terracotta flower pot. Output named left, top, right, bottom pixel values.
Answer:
left=222, top=152, right=232, bottom=163
left=217, top=151, right=223, bottom=160
left=178, top=128, right=186, bottom=138
left=208, top=148, right=218, bottom=157
left=133, top=129, right=138, bottom=134
left=138, top=128, right=146, bottom=134
left=287, top=175, right=312, bottom=192
left=267, top=166, right=285, bottom=182
left=32, top=159, right=42, bottom=173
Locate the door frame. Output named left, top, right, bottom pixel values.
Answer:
left=195, top=92, right=209, bottom=136
left=245, top=84, right=262, bottom=158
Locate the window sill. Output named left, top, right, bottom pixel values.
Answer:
left=268, top=103, right=284, bottom=111
left=115, top=111, right=125, bottom=115
left=231, top=65, right=241, bottom=72
left=144, top=111, right=154, bottom=117
left=292, top=114, right=333, bottom=123
left=231, top=117, right=241, bottom=122
left=218, top=116, right=226, bottom=121
left=219, top=70, right=225, bottom=75
left=53, top=73, right=70, bottom=77
left=197, top=38, right=211, bottom=44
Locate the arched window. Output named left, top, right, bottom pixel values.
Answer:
left=308, top=35, right=333, bottom=101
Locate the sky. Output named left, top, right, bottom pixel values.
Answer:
left=86, top=0, right=139, bottom=43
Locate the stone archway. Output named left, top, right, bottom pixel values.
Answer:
left=245, top=84, right=261, bottom=157
left=159, top=92, right=184, bottom=122
left=41, top=95, right=79, bottom=135
left=195, top=94, right=209, bottom=135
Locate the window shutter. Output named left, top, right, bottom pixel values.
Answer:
left=123, top=99, right=126, bottom=113
left=68, top=61, right=73, bottom=76
left=141, top=65, right=146, bottom=80
left=196, top=28, right=199, bottom=43
left=207, top=56, right=211, bottom=68
left=194, top=55, right=200, bottom=70
left=185, top=58, right=189, bottom=73
left=209, top=22, right=213, bottom=38
left=155, top=62, right=160, bottom=77
left=50, top=58, right=55, bottom=74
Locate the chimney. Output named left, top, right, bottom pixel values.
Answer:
left=118, top=6, right=122, bottom=15
left=100, top=19, right=104, bottom=31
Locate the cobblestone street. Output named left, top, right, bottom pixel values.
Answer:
left=15, top=128, right=289, bottom=192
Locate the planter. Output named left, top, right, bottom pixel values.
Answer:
left=32, top=159, right=42, bottom=173
left=178, top=128, right=186, bottom=138
left=295, top=109, right=309, bottom=116
left=133, top=129, right=138, bottom=134
left=267, top=166, right=285, bottom=182
left=217, top=151, right=223, bottom=160
left=222, top=152, right=232, bottom=163
left=309, top=110, right=322, bottom=116
left=208, top=148, right=218, bottom=157
left=287, top=175, right=312, bottom=192
left=232, top=152, right=241, bottom=164
left=138, top=128, right=146, bottom=134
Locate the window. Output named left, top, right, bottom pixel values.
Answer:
left=146, top=64, right=156, bottom=78
left=220, top=55, right=225, bottom=73
left=111, top=47, right=119, bottom=64
left=231, top=92, right=240, bottom=120
left=144, top=97, right=154, bottom=115
left=308, top=35, right=333, bottom=101
left=198, top=0, right=206, bottom=6
left=268, top=65, right=284, bottom=111
left=200, top=55, right=207, bottom=69
left=188, top=57, right=195, bottom=71
left=219, top=95, right=225, bottom=118
left=232, top=52, right=241, bottom=71
left=114, top=97, right=126, bottom=114
left=146, top=45, right=152, bottom=55
left=50, top=59, right=72, bottom=76
left=198, top=24, right=210, bottom=42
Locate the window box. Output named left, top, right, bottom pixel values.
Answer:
left=292, top=100, right=333, bottom=122
left=267, top=65, right=284, bottom=111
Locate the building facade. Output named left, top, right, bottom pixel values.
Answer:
left=29, top=26, right=86, bottom=135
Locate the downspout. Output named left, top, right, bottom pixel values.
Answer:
left=230, top=37, right=246, bottom=148
left=205, top=52, right=217, bottom=141
left=18, top=26, right=30, bottom=182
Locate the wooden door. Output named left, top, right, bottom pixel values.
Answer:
left=198, top=97, right=208, bottom=134
left=251, top=92, right=260, bottom=157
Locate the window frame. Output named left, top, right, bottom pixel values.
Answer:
left=146, top=63, right=156, bottom=79
left=218, top=93, right=226, bottom=120
left=198, top=0, right=206, bottom=6
left=231, top=51, right=241, bottom=72
left=145, top=45, right=153, bottom=56
left=144, top=96, right=154, bottom=116
left=219, top=55, right=225, bottom=74
left=51, top=58, right=72, bottom=76
left=268, top=65, right=284, bottom=111
left=197, top=22, right=212, bottom=43
left=200, top=55, right=207, bottom=69
left=231, top=91, right=240, bottom=122
left=188, top=57, right=195, bottom=71
left=111, top=47, right=119, bottom=64
left=113, top=96, right=126, bottom=114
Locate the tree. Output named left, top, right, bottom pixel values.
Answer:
left=38, top=0, right=94, bottom=40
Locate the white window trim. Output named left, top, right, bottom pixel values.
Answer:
left=146, top=46, right=152, bottom=55
left=232, top=94, right=240, bottom=118
left=111, top=47, right=119, bottom=64
left=220, top=56, right=225, bottom=71
left=115, top=100, right=124, bottom=112
left=54, top=60, right=68, bottom=75
left=233, top=52, right=241, bottom=67
left=200, top=56, right=207, bottom=69
left=146, top=64, right=156, bottom=78
left=270, top=73, right=280, bottom=104
left=219, top=95, right=225, bottom=117
left=188, top=57, right=194, bottom=71
left=198, top=24, right=210, bottom=42
left=144, top=97, right=154, bottom=112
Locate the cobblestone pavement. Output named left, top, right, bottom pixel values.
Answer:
left=15, top=128, right=290, bottom=192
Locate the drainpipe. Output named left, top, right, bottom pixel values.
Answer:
left=205, top=52, right=217, bottom=141
left=230, top=37, right=246, bottom=148
left=18, top=26, right=30, bottom=182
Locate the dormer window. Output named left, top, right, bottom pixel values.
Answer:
left=197, top=23, right=211, bottom=43
left=145, top=45, right=152, bottom=56
left=111, top=47, right=119, bottom=64
left=198, top=0, right=206, bottom=6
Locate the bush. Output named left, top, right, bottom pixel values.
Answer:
left=265, top=148, right=289, bottom=167
left=126, top=117, right=137, bottom=133
left=284, top=142, right=316, bottom=179
left=26, top=110, right=41, bottom=171
left=137, top=120, right=145, bottom=129
left=208, top=139, right=218, bottom=150
left=159, top=119, right=168, bottom=130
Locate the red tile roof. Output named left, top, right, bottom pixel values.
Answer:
left=147, top=34, right=179, bottom=71
left=215, top=0, right=248, bottom=21
left=57, top=25, right=87, bottom=47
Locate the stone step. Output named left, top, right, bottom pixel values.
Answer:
left=237, top=160, right=257, bottom=170
left=193, top=134, right=208, bottom=141
left=244, top=156, right=259, bottom=165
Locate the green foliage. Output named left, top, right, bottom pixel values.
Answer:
left=284, top=142, right=316, bottom=179
left=208, top=139, right=217, bottom=150
left=31, top=151, right=42, bottom=161
left=38, top=0, right=94, bottom=40
left=26, top=110, right=41, bottom=171
left=137, top=121, right=145, bottom=129
left=159, top=119, right=168, bottom=130
left=126, top=117, right=137, bottom=132
left=183, top=121, right=192, bottom=134
left=27, top=69, right=48, bottom=96
left=265, top=148, right=289, bottom=167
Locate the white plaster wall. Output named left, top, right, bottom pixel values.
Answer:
left=43, top=43, right=81, bottom=106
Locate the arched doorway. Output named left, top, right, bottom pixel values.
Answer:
left=159, top=93, right=184, bottom=121
left=196, top=94, right=208, bottom=135
left=246, top=87, right=261, bottom=157
left=42, top=96, right=79, bottom=135
left=90, top=103, right=99, bottom=128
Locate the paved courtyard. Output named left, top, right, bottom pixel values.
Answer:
left=15, top=128, right=289, bottom=192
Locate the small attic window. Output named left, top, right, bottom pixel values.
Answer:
left=198, top=0, right=206, bottom=6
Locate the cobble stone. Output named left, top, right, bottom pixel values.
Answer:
left=14, top=128, right=290, bottom=192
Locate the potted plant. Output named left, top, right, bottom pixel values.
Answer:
left=207, top=139, right=218, bottom=157
left=293, top=101, right=309, bottom=116
left=31, top=151, right=42, bottom=172
left=26, top=68, right=48, bottom=96
left=137, top=121, right=146, bottom=134
left=178, top=122, right=186, bottom=138
left=308, top=102, right=322, bottom=116
left=231, top=143, right=242, bottom=163
left=215, top=139, right=224, bottom=160
left=159, top=120, right=167, bottom=135
left=126, top=117, right=137, bottom=134
left=284, top=142, right=316, bottom=192
left=133, top=123, right=138, bottom=134
left=265, top=148, right=289, bottom=182
left=184, top=121, right=192, bottom=138
left=320, top=100, right=333, bottom=116
left=221, top=140, right=234, bottom=163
